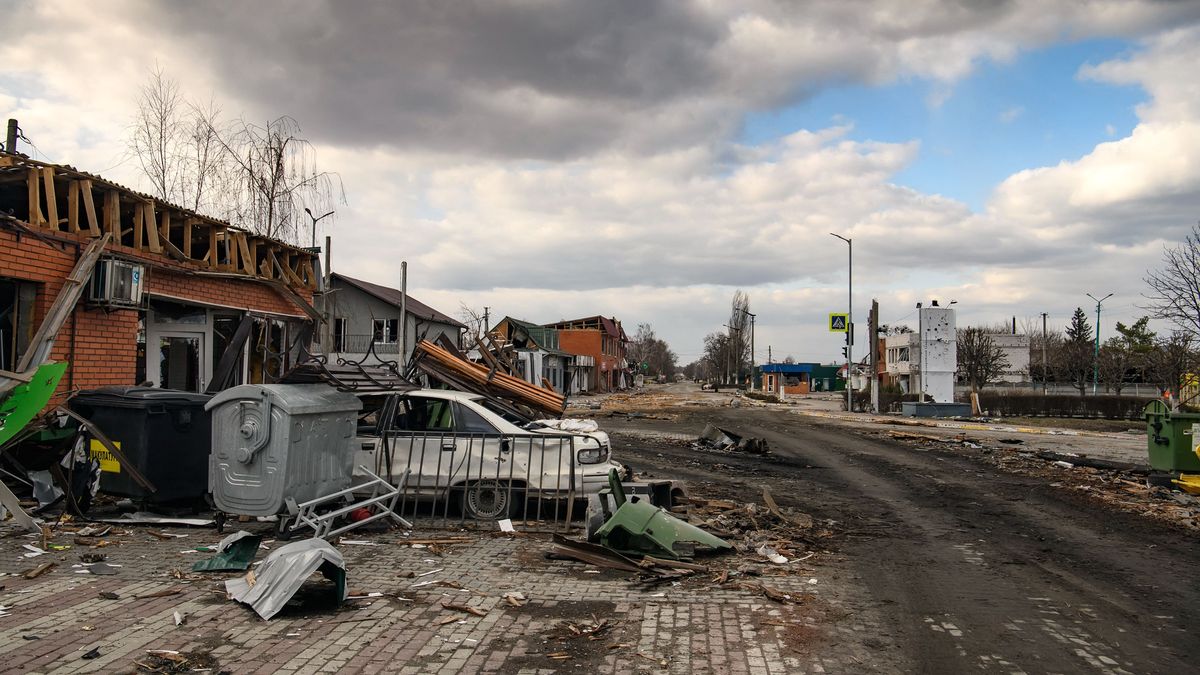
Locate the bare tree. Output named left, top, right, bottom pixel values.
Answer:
left=956, top=327, right=1009, bottom=393
left=1146, top=332, right=1198, bottom=400
left=627, top=323, right=677, bottom=377
left=1145, top=224, right=1200, bottom=337
left=130, top=67, right=345, bottom=244
left=211, top=116, right=345, bottom=243
left=129, top=66, right=187, bottom=203
left=457, top=303, right=488, bottom=345
left=1097, top=338, right=1134, bottom=394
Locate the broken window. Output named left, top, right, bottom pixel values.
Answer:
left=333, top=317, right=347, bottom=352
left=212, top=314, right=246, bottom=388
left=0, top=278, right=36, bottom=372
left=372, top=318, right=398, bottom=344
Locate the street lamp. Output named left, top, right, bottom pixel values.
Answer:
left=304, top=207, right=335, bottom=248
left=830, top=233, right=852, bottom=411
left=1086, top=292, right=1113, bottom=395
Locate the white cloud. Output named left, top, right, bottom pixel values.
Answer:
left=2, top=1, right=1199, bottom=360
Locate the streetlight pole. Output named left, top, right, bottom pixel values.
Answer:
left=304, top=207, right=335, bottom=248
left=1086, top=292, right=1113, bottom=395
left=831, top=233, right=852, bottom=411
left=1041, top=312, right=1048, bottom=395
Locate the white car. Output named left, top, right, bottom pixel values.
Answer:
left=354, top=389, right=623, bottom=519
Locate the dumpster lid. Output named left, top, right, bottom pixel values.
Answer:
left=71, top=387, right=213, bottom=407
left=205, top=384, right=362, bottom=415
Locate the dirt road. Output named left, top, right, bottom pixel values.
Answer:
left=605, top=400, right=1200, bottom=674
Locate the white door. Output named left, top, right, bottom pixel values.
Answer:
left=153, top=330, right=207, bottom=392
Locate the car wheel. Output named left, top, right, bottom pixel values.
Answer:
left=461, top=480, right=514, bottom=520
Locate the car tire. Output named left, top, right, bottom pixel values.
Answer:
left=461, top=480, right=515, bottom=520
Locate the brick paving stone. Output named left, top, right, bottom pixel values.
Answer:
left=0, top=519, right=897, bottom=674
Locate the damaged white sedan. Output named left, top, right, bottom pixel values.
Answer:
left=354, top=389, right=623, bottom=519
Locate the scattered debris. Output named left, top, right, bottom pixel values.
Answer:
left=192, top=531, right=262, bottom=572
left=503, top=591, right=528, bottom=607
left=755, top=544, right=788, bottom=565
left=695, top=423, right=769, bottom=454
left=173, top=611, right=186, bottom=626
left=225, top=538, right=347, bottom=621
left=440, top=600, right=487, bottom=617
left=98, top=591, right=120, bottom=600
left=22, top=562, right=55, bottom=579
left=595, top=469, right=731, bottom=560
left=80, top=647, right=101, bottom=660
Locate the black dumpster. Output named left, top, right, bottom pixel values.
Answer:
left=68, top=387, right=212, bottom=504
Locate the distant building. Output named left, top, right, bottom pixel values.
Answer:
left=545, top=316, right=628, bottom=392
left=884, top=305, right=957, bottom=402
left=325, top=273, right=464, bottom=366
left=490, top=316, right=572, bottom=393
left=991, top=333, right=1030, bottom=383
left=759, top=363, right=843, bottom=395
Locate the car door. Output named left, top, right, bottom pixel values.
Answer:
left=386, top=395, right=464, bottom=494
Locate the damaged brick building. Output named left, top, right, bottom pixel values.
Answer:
left=0, top=153, right=319, bottom=401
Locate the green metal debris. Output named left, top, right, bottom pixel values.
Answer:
left=0, top=362, right=67, bottom=449
left=596, top=469, right=731, bottom=560
left=192, top=531, right=264, bottom=572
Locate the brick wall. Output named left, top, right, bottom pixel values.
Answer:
left=0, top=227, right=313, bottom=403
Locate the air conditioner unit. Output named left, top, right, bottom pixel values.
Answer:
left=88, top=259, right=145, bottom=307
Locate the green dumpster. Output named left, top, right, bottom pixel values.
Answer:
left=1144, top=400, right=1200, bottom=473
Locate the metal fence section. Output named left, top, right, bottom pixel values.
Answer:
left=374, top=430, right=580, bottom=531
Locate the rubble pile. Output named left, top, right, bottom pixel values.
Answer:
left=693, top=423, right=770, bottom=454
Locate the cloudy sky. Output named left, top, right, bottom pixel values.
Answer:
left=4, top=0, right=1200, bottom=364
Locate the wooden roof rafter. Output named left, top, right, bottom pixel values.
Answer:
left=0, top=153, right=317, bottom=291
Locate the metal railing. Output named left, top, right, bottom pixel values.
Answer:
left=370, top=430, right=581, bottom=531
left=337, top=334, right=400, bottom=354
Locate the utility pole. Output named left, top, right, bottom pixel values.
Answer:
left=4, top=119, right=17, bottom=155
left=1041, top=312, right=1048, bottom=395
left=483, top=307, right=490, bottom=334
left=869, top=298, right=879, bottom=413
left=830, top=233, right=852, bottom=411
left=1086, top=293, right=1113, bottom=395
left=749, top=312, right=756, bottom=390
left=768, top=345, right=772, bottom=364
left=400, top=261, right=408, bottom=364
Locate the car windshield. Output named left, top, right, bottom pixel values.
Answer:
left=475, top=397, right=533, bottom=426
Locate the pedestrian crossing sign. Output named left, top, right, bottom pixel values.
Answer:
left=829, top=313, right=849, bottom=332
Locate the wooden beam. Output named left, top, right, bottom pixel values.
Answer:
left=104, top=191, right=120, bottom=241
left=247, top=238, right=259, bottom=278
left=259, top=247, right=275, bottom=279
left=142, top=201, right=162, bottom=253
left=207, top=224, right=218, bottom=267
left=183, top=218, right=194, bottom=258
left=27, top=168, right=43, bottom=227
left=277, top=252, right=304, bottom=286
left=79, top=180, right=100, bottom=236
left=301, top=258, right=317, bottom=290
left=225, top=229, right=239, bottom=272
left=41, top=167, right=58, bottom=231
left=159, top=210, right=170, bottom=250
left=236, top=232, right=254, bottom=275
left=133, top=202, right=144, bottom=249
left=67, top=180, right=79, bottom=232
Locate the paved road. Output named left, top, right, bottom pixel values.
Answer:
left=610, top=405, right=1200, bottom=674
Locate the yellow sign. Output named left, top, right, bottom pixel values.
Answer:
left=828, top=313, right=849, bottom=332
left=89, top=439, right=121, bottom=474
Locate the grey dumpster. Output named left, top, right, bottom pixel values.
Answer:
left=206, top=384, right=362, bottom=517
